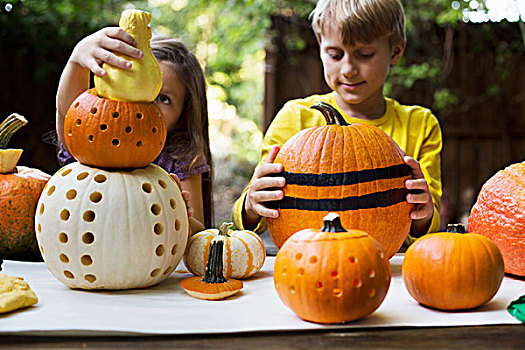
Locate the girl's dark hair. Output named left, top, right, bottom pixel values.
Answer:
left=151, top=36, right=214, bottom=228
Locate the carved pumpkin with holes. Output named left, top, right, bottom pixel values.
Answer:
left=64, top=88, right=166, bottom=169
left=35, top=162, right=188, bottom=290
left=273, top=213, right=391, bottom=324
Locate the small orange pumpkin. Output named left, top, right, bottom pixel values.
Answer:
left=468, top=162, right=525, bottom=276
left=64, top=88, right=166, bottom=169
left=402, top=224, right=504, bottom=310
left=273, top=212, right=391, bottom=324
left=267, top=102, right=412, bottom=258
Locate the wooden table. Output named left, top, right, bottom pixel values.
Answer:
left=1, top=325, right=524, bottom=349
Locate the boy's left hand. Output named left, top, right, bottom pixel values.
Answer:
left=403, top=156, right=433, bottom=222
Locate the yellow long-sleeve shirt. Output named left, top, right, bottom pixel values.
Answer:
left=233, top=92, right=442, bottom=238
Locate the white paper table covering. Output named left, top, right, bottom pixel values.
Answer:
left=0, top=255, right=523, bottom=335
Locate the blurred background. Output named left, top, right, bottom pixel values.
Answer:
left=1, top=0, right=524, bottom=230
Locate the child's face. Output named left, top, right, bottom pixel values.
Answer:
left=155, top=61, right=186, bottom=133
left=319, top=26, right=404, bottom=113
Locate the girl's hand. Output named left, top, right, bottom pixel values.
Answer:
left=244, top=145, right=285, bottom=222
left=70, top=27, right=143, bottom=77
left=169, top=173, right=194, bottom=218
left=404, top=156, right=434, bottom=236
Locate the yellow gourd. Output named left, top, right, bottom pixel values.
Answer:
left=94, top=9, right=162, bottom=102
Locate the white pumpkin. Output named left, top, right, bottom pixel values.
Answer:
left=184, top=222, right=265, bottom=279
left=35, top=162, right=188, bottom=290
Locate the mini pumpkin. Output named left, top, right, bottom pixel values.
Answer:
left=468, top=162, right=525, bottom=276
left=64, top=88, right=167, bottom=169
left=184, top=222, right=265, bottom=279
left=267, top=102, right=412, bottom=258
left=402, top=224, right=504, bottom=310
left=0, top=114, right=50, bottom=261
left=181, top=239, right=243, bottom=300
left=35, top=162, right=188, bottom=290
left=274, top=212, right=391, bottom=324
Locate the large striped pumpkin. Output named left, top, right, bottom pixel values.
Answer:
left=267, top=102, right=412, bottom=258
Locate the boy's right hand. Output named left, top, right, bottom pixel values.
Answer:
left=244, top=145, right=285, bottom=224
left=70, top=27, right=143, bottom=77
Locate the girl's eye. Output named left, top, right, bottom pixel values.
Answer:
left=156, top=94, right=171, bottom=105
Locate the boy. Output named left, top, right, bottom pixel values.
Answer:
left=232, top=0, right=441, bottom=241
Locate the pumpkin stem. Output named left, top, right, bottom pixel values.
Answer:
left=218, top=222, right=234, bottom=236
left=446, top=223, right=466, bottom=233
left=311, top=102, right=350, bottom=126
left=321, top=212, right=347, bottom=233
left=202, top=239, right=228, bottom=284
left=0, top=113, right=27, bottom=149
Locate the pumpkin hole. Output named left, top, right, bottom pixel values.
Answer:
left=163, top=266, right=173, bottom=275
left=112, top=111, right=119, bottom=118
left=150, top=268, right=160, bottom=277
left=309, top=256, right=318, bottom=264
left=316, top=281, right=323, bottom=290
left=61, top=169, right=72, bottom=177
left=154, top=223, right=164, bottom=235
left=47, top=185, right=56, bottom=196
left=77, top=172, right=89, bottom=180
left=59, top=254, right=69, bottom=263
left=282, top=266, right=287, bottom=275
left=142, top=183, right=153, bottom=193
left=151, top=204, right=162, bottom=216
left=88, top=135, right=94, bottom=142
left=331, top=270, right=338, bottom=278
left=152, top=127, right=158, bottom=133
left=37, top=224, right=41, bottom=233
left=59, top=232, right=68, bottom=244
left=76, top=119, right=82, bottom=126
left=174, top=219, right=181, bottom=231
left=66, top=189, right=77, bottom=200
left=94, top=174, right=107, bottom=183
left=39, top=203, right=45, bottom=215
left=158, top=180, right=167, bottom=189
left=170, top=198, right=176, bottom=209
left=379, top=251, right=384, bottom=259
left=74, top=102, right=79, bottom=108
left=112, top=138, right=120, bottom=146
left=171, top=244, right=178, bottom=255
left=155, top=245, right=165, bottom=257
left=83, top=210, right=96, bottom=222
left=67, top=129, right=72, bottom=136
left=369, top=269, right=376, bottom=279
left=136, top=112, right=143, bottom=119
left=82, top=232, right=95, bottom=245
left=289, top=285, right=296, bottom=294
left=368, top=289, right=376, bottom=298
left=353, top=279, right=362, bottom=288
left=333, top=288, right=343, bottom=297
left=81, top=255, right=93, bottom=266
left=349, top=256, right=357, bottom=264
left=297, top=267, right=305, bottom=276
left=60, top=209, right=70, bottom=221
left=91, top=107, right=97, bottom=114
left=85, top=274, right=96, bottom=283
left=64, top=270, right=75, bottom=279
left=295, top=253, right=302, bottom=260
left=125, top=126, right=132, bottom=133
left=136, top=141, right=143, bottom=147
left=100, top=124, right=108, bottom=131
left=90, top=192, right=102, bottom=203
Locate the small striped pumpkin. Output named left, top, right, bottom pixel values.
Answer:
left=184, top=222, right=265, bottom=279
left=267, top=102, right=413, bottom=258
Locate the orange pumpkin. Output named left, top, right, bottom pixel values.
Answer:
left=267, top=102, right=412, bottom=258
left=273, top=213, right=391, bottom=324
left=402, top=224, right=504, bottom=310
left=0, top=113, right=50, bottom=261
left=64, top=88, right=166, bottom=169
left=468, top=162, right=525, bottom=276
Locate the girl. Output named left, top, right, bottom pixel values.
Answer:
left=55, top=27, right=213, bottom=233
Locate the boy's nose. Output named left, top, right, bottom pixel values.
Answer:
left=340, top=59, right=358, bottom=77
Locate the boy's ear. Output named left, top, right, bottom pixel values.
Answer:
left=390, top=39, right=406, bottom=65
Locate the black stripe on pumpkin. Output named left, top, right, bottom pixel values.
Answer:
left=267, top=188, right=409, bottom=211
left=280, top=163, right=411, bottom=187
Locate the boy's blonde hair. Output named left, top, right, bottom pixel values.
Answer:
left=310, top=0, right=406, bottom=47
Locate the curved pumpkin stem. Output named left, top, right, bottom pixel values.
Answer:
left=202, top=240, right=227, bottom=284
left=311, top=102, right=349, bottom=126
left=218, top=222, right=233, bottom=236
left=0, top=113, right=27, bottom=149
left=321, top=212, right=347, bottom=233
left=446, top=223, right=466, bottom=233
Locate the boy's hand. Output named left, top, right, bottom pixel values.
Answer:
left=404, top=156, right=434, bottom=235
left=70, top=27, right=143, bottom=77
left=244, top=145, right=285, bottom=223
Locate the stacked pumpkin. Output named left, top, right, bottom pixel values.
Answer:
left=35, top=9, right=189, bottom=290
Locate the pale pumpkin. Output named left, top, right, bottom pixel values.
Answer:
left=94, top=9, right=162, bottom=102
left=267, top=102, right=412, bottom=258
left=274, top=213, right=391, bottom=324
left=35, top=162, right=188, bottom=290
left=402, top=224, right=504, bottom=310
left=184, top=222, right=265, bottom=279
